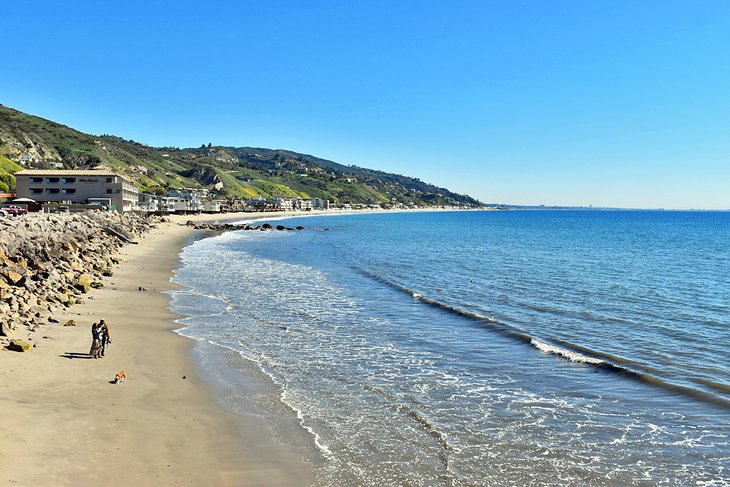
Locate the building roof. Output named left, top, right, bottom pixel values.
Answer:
left=15, top=170, right=121, bottom=176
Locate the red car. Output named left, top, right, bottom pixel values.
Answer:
left=0, top=205, right=28, bottom=216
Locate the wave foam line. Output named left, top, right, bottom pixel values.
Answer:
left=357, top=268, right=730, bottom=411
left=530, top=338, right=604, bottom=364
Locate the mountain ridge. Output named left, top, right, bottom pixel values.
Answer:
left=0, top=104, right=483, bottom=207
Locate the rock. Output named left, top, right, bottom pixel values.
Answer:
left=74, top=274, right=92, bottom=293
left=262, top=223, right=273, bottom=229
left=29, top=306, right=45, bottom=318
left=6, top=339, right=31, bottom=352
left=63, top=319, right=76, bottom=327
left=101, top=268, right=113, bottom=277
left=2, top=269, right=25, bottom=286
left=296, top=226, right=304, bottom=230
left=0, top=321, right=13, bottom=336
left=0, top=278, right=11, bottom=299
left=48, top=317, right=60, bottom=323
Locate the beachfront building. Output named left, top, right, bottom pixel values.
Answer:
left=312, top=198, right=330, bottom=210
left=203, top=199, right=223, bottom=213
left=166, top=189, right=206, bottom=213
left=138, top=193, right=162, bottom=212
left=14, top=169, right=139, bottom=212
left=274, top=197, right=294, bottom=211
left=293, top=198, right=313, bottom=211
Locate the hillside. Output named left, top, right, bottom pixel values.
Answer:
left=0, top=104, right=483, bottom=207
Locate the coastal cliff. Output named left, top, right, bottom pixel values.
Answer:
left=0, top=212, right=154, bottom=346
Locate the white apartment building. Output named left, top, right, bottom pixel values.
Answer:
left=15, top=169, right=139, bottom=212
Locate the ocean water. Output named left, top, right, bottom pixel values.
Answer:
left=171, top=210, right=729, bottom=486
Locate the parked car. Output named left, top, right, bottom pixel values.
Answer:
left=0, top=208, right=7, bottom=217
left=1, top=205, right=28, bottom=216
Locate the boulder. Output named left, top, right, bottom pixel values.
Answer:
left=74, top=274, right=92, bottom=293
left=64, top=319, right=77, bottom=327
left=0, top=321, right=13, bottom=336
left=6, top=339, right=31, bottom=352
left=2, top=269, right=24, bottom=286
left=0, top=278, right=10, bottom=299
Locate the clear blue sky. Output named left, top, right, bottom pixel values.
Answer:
left=2, top=1, right=729, bottom=208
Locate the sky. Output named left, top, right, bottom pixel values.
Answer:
left=2, top=1, right=729, bottom=209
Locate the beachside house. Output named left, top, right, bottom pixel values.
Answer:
left=203, top=199, right=223, bottom=213
left=138, top=193, right=162, bottom=212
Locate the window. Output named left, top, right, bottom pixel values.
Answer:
left=62, top=188, right=76, bottom=194
left=106, top=188, right=113, bottom=194
left=45, top=188, right=60, bottom=194
left=62, top=177, right=76, bottom=184
left=45, top=177, right=60, bottom=184
left=106, top=177, right=114, bottom=183
left=30, top=188, right=43, bottom=194
left=30, top=177, right=43, bottom=183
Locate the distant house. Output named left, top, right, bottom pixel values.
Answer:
left=138, top=193, right=162, bottom=212
left=312, top=198, right=330, bottom=210
left=203, top=199, right=223, bottom=213
left=166, top=189, right=205, bottom=212
left=14, top=170, right=139, bottom=212
left=271, top=198, right=291, bottom=211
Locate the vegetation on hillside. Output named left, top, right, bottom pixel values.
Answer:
left=0, top=104, right=484, bottom=207
left=0, top=154, right=22, bottom=192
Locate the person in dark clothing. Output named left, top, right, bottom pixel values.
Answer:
left=99, top=319, right=111, bottom=357
left=90, top=322, right=102, bottom=359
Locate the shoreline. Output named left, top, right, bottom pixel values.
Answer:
left=0, top=213, right=316, bottom=485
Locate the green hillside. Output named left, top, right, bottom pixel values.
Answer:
left=0, top=104, right=484, bottom=207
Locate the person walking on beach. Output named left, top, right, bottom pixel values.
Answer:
left=89, top=322, right=102, bottom=359
left=99, top=319, right=111, bottom=357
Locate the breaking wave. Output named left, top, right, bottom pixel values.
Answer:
left=357, top=267, right=730, bottom=410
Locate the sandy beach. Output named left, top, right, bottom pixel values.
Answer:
left=0, top=212, right=320, bottom=486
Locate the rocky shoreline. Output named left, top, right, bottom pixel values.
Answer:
left=0, top=212, right=155, bottom=348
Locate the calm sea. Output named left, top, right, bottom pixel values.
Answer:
left=171, top=210, right=729, bottom=486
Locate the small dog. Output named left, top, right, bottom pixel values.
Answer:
left=114, top=370, right=127, bottom=383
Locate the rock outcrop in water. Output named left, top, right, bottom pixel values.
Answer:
left=0, top=212, right=154, bottom=347
left=186, top=221, right=302, bottom=232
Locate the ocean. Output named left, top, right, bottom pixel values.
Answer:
left=170, top=210, right=729, bottom=486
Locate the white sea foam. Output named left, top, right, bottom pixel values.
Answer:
left=530, top=338, right=604, bottom=365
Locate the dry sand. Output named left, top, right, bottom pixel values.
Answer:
left=0, top=212, right=318, bottom=486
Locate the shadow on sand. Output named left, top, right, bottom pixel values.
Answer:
left=60, top=352, right=93, bottom=359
